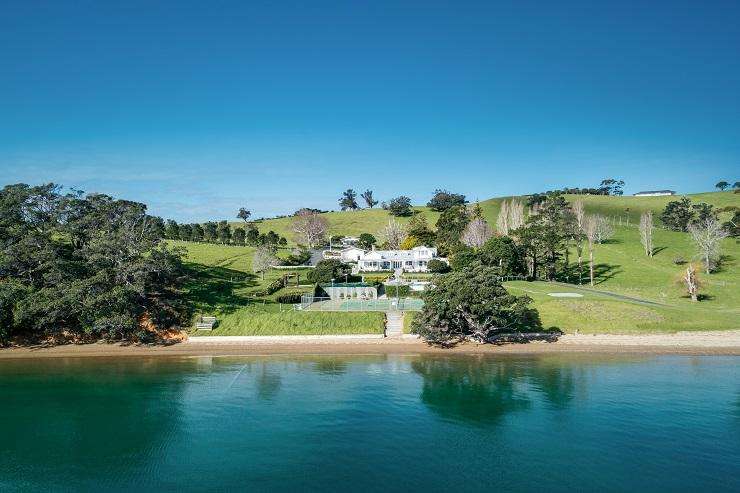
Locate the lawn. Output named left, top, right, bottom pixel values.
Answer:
left=172, top=240, right=385, bottom=335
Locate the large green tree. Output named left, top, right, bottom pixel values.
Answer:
left=412, top=264, right=542, bottom=344
left=0, top=184, right=186, bottom=344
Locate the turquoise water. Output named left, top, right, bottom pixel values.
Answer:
left=1, top=354, right=738, bottom=492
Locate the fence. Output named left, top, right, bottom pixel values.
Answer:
left=299, top=295, right=423, bottom=312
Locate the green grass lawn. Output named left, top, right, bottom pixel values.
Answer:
left=173, top=240, right=384, bottom=335
left=194, top=304, right=385, bottom=336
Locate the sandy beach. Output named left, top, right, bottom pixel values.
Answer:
left=1, top=330, right=739, bottom=358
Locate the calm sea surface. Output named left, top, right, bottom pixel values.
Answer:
left=0, top=354, right=738, bottom=492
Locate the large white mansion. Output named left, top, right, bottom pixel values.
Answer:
left=324, top=245, right=447, bottom=272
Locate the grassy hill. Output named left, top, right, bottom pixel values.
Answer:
left=188, top=190, right=737, bottom=335
left=251, top=191, right=737, bottom=243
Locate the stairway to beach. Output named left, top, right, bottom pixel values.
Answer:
left=385, top=312, right=404, bottom=337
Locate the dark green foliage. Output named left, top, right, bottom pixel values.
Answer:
left=479, top=236, right=526, bottom=276
left=283, top=247, right=312, bottom=266
left=386, top=196, right=413, bottom=217
left=233, top=228, right=246, bottom=245
left=411, top=264, right=542, bottom=344
left=660, top=198, right=717, bottom=232
left=0, top=183, right=186, bottom=343
left=265, top=278, right=285, bottom=295
left=384, top=284, right=411, bottom=298
left=204, top=221, right=218, bottom=242
left=715, top=181, right=729, bottom=191
left=427, top=258, right=450, bottom=273
left=217, top=221, right=232, bottom=244
left=246, top=227, right=260, bottom=245
left=360, top=190, right=378, bottom=208
left=307, top=259, right=353, bottom=284
left=427, top=189, right=467, bottom=211
left=449, top=249, right=477, bottom=271
left=406, top=214, right=436, bottom=246
left=276, top=292, right=304, bottom=304
left=516, top=194, right=573, bottom=280
left=165, top=219, right=180, bottom=240
left=724, top=210, right=740, bottom=237
left=598, top=178, right=625, bottom=196
left=358, top=233, right=377, bottom=249
left=339, top=189, right=359, bottom=210
left=435, top=205, right=470, bottom=254
left=191, top=224, right=204, bottom=242
left=179, top=223, right=193, bottom=242
left=237, top=207, right=251, bottom=222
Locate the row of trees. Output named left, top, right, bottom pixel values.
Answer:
left=163, top=219, right=287, bottom=247
left=336, top=189, right=467, bottom=217
left=0, top=184, right=186, bottom=345
left=714, top=180, right=739, bottom=191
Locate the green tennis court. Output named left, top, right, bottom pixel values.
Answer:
left=303, top=297, right=423, bottom=312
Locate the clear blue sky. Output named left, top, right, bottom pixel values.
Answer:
left=1, top=0, right=738, bottom=222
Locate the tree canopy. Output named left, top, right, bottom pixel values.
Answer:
left=427, top=189, right=467, bottom=211
left=412, top=264, right=542, bottom=345
left=0, top=183, right=186, bottom=344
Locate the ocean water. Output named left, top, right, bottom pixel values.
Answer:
left=0, top=354, right=738, bottom=492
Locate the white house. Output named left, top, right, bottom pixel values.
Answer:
left=322, top=246, right=365, bottom=262
left=356, top=246, right=447, bottom=273
left=633, top=190, right=675, bottom=197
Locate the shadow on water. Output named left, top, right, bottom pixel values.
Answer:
left=410, top=355, right=582, bottom=426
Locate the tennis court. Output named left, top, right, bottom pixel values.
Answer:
left=300, top=296, right=423, bottom=312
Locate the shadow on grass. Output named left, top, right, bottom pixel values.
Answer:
left=652, top=246, right=668, bottom=256
left=183, top=262, right=259, bottom=316
left=556, top=263, right=621, bottom=285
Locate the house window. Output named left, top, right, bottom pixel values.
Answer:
left=405, top=261, right=413, bottom=266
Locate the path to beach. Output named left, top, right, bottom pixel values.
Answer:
left=1, top=330, right=739, bottom=358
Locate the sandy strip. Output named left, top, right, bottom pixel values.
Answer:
left=1, top=330, right=739, bottom=358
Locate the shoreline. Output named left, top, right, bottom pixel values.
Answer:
left=1, top=330, right=739, bottom=358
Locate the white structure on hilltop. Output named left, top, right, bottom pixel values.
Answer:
left=633, top=190, right=675, bottom=197
left=357, top=246, right=446, bottom=272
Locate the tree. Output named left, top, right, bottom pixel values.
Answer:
left=723, top=210, right=739, bottom=237
left=734, top=181, right=740, bottom=191
left=639, top=211, right=654, bottom=257
left=339, top=189, right=359, bottom=211
left=380, top=218, right=407, bottom=249
left=461, top=217, right=493, bottom=248
left=237, top=207, right=251, bottom=224
left=307, top=259, right=352, bottom=284
left=387, top=196, right=413, bottom=217
left=660, top=198, right=694, bottom=232
left=358, top=233, right=377, bottom=249
left=679, top=264, right=702, bottom=302
left=427, top=258, right=450, bottom=273
left=583, top=214, right=599, bottom=286
left=360, top=190, right=378, bottom=208
left=252, top=245, right=277, bottom=280
left=515, top=194, right=571, bottom=280
left=496, top=200, right=510, bottom=235
left=591, top=214, right=614, bottom=244
left=0, top=184, right=186, bottom=343
left=427, top=189, right=467, bottom=211
left=435, top=205, right=470, bottom=254
left=688, top=217, right=729, bottom=274
left=165, top=219, right=180, bottom=240
left=715, top=181, right=729, bottom=191
left=406, top=213, right=436, bottom=246
left=411, top=264, right=542, bottom=345
left=572, top=199, right=585, bottom=230
left=233, top=228, right=246, bottom=245
left=203, top=221, right=218, bottom=242
left=400, top=236, right=420, bottom=250
left=246, top=227, right=260, bottom=245
left=598, top=178, right=625, bottom=196
left=217, top=220, right=232, bottom=244
left=179, top=223, right=193, bottom=242
left=479, top=236, right=526, bottom=277
left=191, top=223, right=204, bottom=242
left=291, top=209, right=328, bottom=247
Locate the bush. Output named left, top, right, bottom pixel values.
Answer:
left=384, top=285, right=410, bottom=298
left=265, top=278, right=285, bottom=295
left=387, top=196, right=413, bottom=217
left=307, top=259, right=353, bottom=284
left=283, top=247, right=312, bottom=266
left=673, top=256, right=687, bottom=265
left=276, top=292, right=304, bottom=304
left=427, top=259, right=450, bottom=273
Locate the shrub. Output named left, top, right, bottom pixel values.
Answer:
left=427, top=259, right=450, bottom=273
left=384, top=285, right=410, bottom=298
left=265, top=278, right=285, bottom=295
left=276, top=292, right=303, bottom=304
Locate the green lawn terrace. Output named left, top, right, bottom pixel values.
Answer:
left=172, top=240, right=385, bottom=336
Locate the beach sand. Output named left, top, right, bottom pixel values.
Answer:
left=1, top=330, right=739, bottom=358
